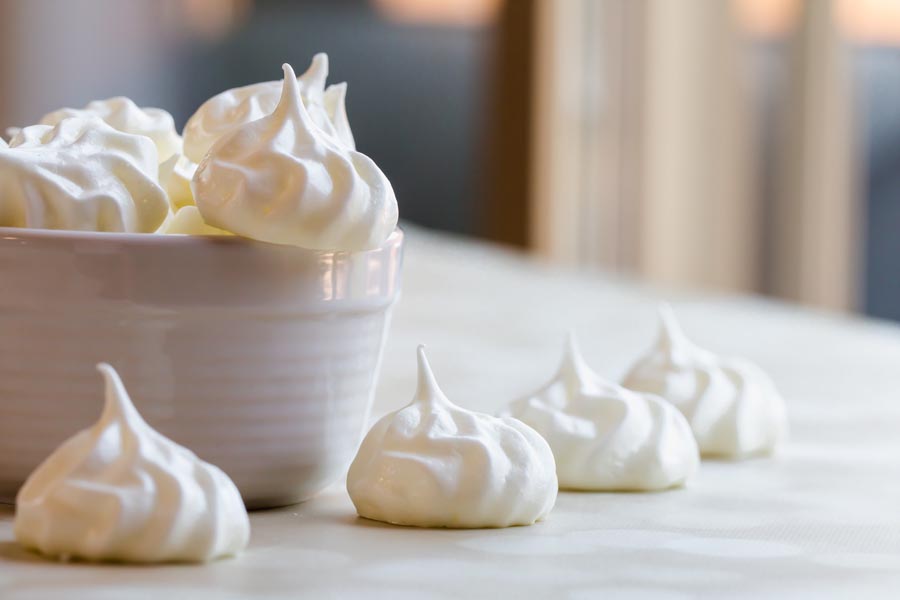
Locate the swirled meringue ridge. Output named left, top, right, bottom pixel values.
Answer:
left=31, top=96, right=182, bottom=163
left=183, top=53, right=354, bottom=163
left=0, top=117, right=168, bottom=233
left=193, top=63, right=397, bottom=250
left=502, top=333, right=699, bottom=491
left=347, top=346, right=558, bottom=528
left=14, top=363, right=250, bottom=563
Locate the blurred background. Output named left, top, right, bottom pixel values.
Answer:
left=0, top=0, right=898, bottom=320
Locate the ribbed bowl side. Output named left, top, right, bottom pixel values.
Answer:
left=0, top=306, right=392, bottom=508
left=0, top=227, right=403, bottom=509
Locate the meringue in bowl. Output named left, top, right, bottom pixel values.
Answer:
left=0, top=226, right=403, bottom=509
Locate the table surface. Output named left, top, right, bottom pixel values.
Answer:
left=2, top=226, right=900, bottom=599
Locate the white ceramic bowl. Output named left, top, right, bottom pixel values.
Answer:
left=0, top=227, right=403, bottom=509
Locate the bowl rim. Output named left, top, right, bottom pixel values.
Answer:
left=0, top=225, right=404, bottom=256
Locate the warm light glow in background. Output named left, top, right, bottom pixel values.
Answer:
left=373, top=0, right=503, bottom=26
left=175, top=0, right=900, bottom=42
left=836, top=0, right=900, bottom=44
left=180, top=0, right=253, bottom=40
left=736, top=0, right=900, bottom=42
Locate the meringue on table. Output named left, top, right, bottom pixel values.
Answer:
left=14, top=363, right=249, bottom=563
left=622, top=305, right=788, bottom=459
left=501, top=333, right=699, bottom=491
left=347, top=346, right=558, bottom=528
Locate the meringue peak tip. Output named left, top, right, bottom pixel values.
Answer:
left=302, top=54, right=330, bottom=91
left=281, top=63, right=297, bottom=80
left=415, top=345, right=445, bottom=402
left=657, top=302, right=681, bottom=337
left=95, top=362, right=139, bottom=422
left=310, top=52, right=329, bottom=70
left=564, top=329, right=579, bottom=356
left=416, top=344, right=433, bottom=382
left=656, top=302, right=693, bottom=355
left=95, top=362, right=116, bottom=379
left=276, top=63, right=311, bottom=124
left=560, top=329, right=587, bottom=373
left=325, top=81, right=348, bottom=99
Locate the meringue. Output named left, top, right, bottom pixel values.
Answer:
left=622, top=305, right=789, bottom=459
left=183, top=53, right=355, bottom=164
left=347, top=346, right=558, bottom=528
left=501, top=333, right=699, bottom=491
left=159, top=153, right=198, bottom=210
left=0, top=117, right=168, bottom=232
left=194, top=63, right=397, bottom=250
left=28, top=96, right=182, bottom=163
left=14, top=363, right=250, bottom=563
left=157, top=205, right=231, bottom=235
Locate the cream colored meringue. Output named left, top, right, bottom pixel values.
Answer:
left=0, top=117, right=168, bottom=232
left=622, top=305, right=788, bottom=459
left=501, top=333, right=699, bottom=491
left=14, top=363, right=249, bottom=563
left=157, top=205, right=231, bottom=235
left=347, top=346, right=558, bottom=528
left=194, top=63, right=397, bottom=250
left=29, top=96, right=182, bottom=163
left=159, top=153, right=198, bottom=210
left=183, top=53, right=355, bottom=164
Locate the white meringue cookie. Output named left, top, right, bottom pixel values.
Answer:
left=30, top=96, right=182, bottom=163
left=183, top=53, right=355, bottom=164
left=194, top=63, right=397, bottom=250
left=622, top=305, right=789, bottom=459
left=156, top=205, right=231, bottom=235
left=322, top=80, right=355, bottom=150
left=159, top=153, right=198, bottom=210
left=501, top=334, right=699, bottom=491
left=14, top=363, right=250, bottom=563
left=1, top=117, right=168, bottom=232
left=347, top=346, right=558, bottom=528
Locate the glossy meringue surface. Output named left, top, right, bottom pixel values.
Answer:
left=159, top=153, right=198, bottom=210
left=194, top=63, right=397, bottom=250
left=31, top=96, right=182, bottom=163
left=347, top=346, right=558, bottom=528
left=622, top=305, right=789, bottom=459
left=0, top=117, right=168, bottom=232
left=14, top=364, right=250, bottom=563
left=502, top=334, right=699, bottom=491
left=183, top=53, right=355, bottom=164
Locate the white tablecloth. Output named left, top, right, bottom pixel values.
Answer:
left=2, top=226, right=899, bottom=599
